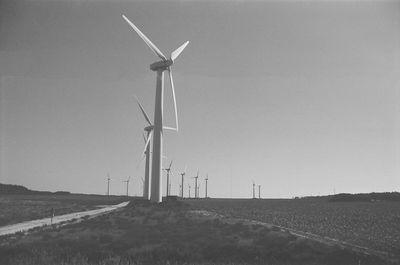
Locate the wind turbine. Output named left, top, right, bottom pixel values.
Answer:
left=135, top=97, right=153, bottom=200
left=205, top=174, right=209, bottom=198
left=123, top=176, right=131, bottom=196
left=252, top=180, right=256, bottom=199
left=194, top=170, right=199, bottom=198
left=106, top=173, right=111, bottom=196
left=123, top=15, right=189, bottom=203
left=179, top=166, right=190, bottom=198
left=188, top=184, right=191, bottom=198
left=163, top=160, right=173, bottom=197
left=258, top=184, right=261, bottom=199
left=179, top=166, right=187, bottom=198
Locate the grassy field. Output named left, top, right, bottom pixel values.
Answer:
left=0, top=194, right=129, bottom=226
left=186, top=198, right=400, bottom=259
left=0, top=199, right=395, bottom=265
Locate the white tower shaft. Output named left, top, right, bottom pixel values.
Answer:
left=143, top=132, right=151, bottom=200
left=150, top=70, right=164, bottom=203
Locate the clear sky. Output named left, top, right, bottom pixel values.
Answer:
left=1, top=0, right=399, bottom=198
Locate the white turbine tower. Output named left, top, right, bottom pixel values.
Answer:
left=258, top=184, right=261, bottom=199
left=205, top=174, right=209, bottom=198
left=252, top=180, right=256, bottom=199
left=123, top=176, right=131, bottom=196
left=194, top=170, right=199, bottom=199
left=123, top=14, right=189, bottom=203
left=179, top=166, right=187, bottom=198
left=163, top=160, right=173, bottom=197
left=106, top=173, right=111, bottom=196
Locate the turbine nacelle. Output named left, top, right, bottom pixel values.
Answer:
left=144, top=125, right=153, bottom=132
left=150, top=59, right=173, bottom=71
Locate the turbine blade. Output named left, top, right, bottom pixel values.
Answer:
left=142, top=133, right=147, bottom=143
left=168, top=68, right=179, bottom=132
left=163, top=126, right=178, bottom=131
left=122, top=15, right=167, bottom=61
left=135, top=151, right=146, bottom=170
left=171, top=41, right=189, bottom=61
left=142, top=130, right=153, bottom=158
left=134, top=96, right=152, bottom=126
left=169, top=160, right=173, bottom=169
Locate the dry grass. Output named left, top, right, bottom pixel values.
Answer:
left=0, top=194, right=128, bottom=226
left=186, top=198, right=400, bottom=257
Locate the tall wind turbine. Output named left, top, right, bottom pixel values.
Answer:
left=205, top=174, right=209, bottom=198
left=123, top=176, right=131, bottom=196
left=123, top=15, right=189, bottom=203
left=179, top=166, right=187, bottom=198
left=163, top=160, right=173, bottom=197
left=135, top=97, right=153, bottom=200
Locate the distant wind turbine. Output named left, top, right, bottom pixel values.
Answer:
left=188, top=184, right=191, bottom=198
left=194, top=170, right=199, bottom=198
left=106, top=173, right=111, bottom=196
left=252, top=180, right=255, bottom=199
left=179, top=166, right=187, bottom=198
left=258, top=184, right=261, bottom=199
left=123, top=14, right=189, bottom=203
left=205, top=174, right=209, bottom=198
left=163, top=160, right=173, bottom=197
left=123, top=176, right=131, bottom=197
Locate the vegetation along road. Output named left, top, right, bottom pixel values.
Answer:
left=0, top=201, right=129, bottom=237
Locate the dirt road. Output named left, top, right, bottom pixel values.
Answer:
left=0, top=201, right=129, bottom=237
